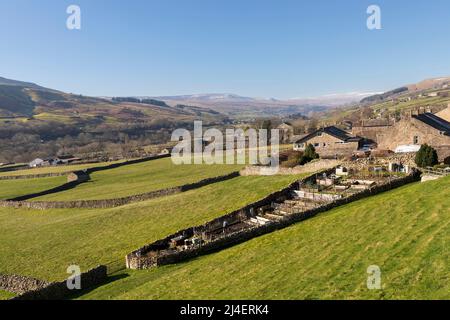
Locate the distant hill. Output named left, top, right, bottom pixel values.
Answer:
left=360, top=87, right=409, bottom=104
left=320, top=76, right=450, bottom=126
left=0, top=76, right=227, bottom=122
left=0, top=76, right=50, bottom=91
left=407, top=76, right=450, bottom=91
left=0, top=76, right=230, bottom=162
left=361, top=77, right=450, bottom=105
left=145, top=92, right=375, bottom=119
left=0, top=77, right=58, bottom=116
left=0, top=85, right=36, bottom=116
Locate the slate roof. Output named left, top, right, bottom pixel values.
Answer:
left=294, top=126, right=361, bottom=144
left=413, top=113, right=450, bottom=135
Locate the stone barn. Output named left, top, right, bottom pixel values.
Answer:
left=277, top=122, right=295, bottom=143
left=29, top=158, right=44, bottom=168
left=293, top=126, right=362, bottom=158
left=377, top=111, right=450, bottom=161
left=351, top=119, right=394, bottom=144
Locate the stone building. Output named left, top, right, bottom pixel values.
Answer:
left=377, top=112, right=450, bottom=161
left=29, top=158, right=44, bottom=168
left=351, top=119, right=394, bottom=143
left=277, top=122, right=295, bottom=143
left=293, top=126, right=362, bottom=157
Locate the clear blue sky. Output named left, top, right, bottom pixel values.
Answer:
left=1, top=0, right=450, bottom=99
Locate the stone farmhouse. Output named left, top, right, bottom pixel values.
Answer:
left=377, top=111, right=450, bottom=161
left=293, top=126, right=362, bottom=158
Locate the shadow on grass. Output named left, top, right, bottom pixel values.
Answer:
left=8, top=177, right=90, bottom=201
left=65, top=273, right=130, bottom=300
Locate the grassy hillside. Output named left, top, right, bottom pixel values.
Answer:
left=0, top=176, right=67, bottom=200
left=0, top=174, right=303, bottom=282
left=77, top=176, right=450, bottom=300
left=368, top=91, right=450, bottom=114
left=0, top=160, right=127, bottom=177
left=321, top=85, right=450, bottom=126
left=18, top=87, right=227, bottom=125
left=0, top=85, right=35, bottom=116
left=34, top=158, right=245, bottom=201
left=0, top=78, right=231, bottom=164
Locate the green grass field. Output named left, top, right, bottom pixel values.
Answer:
left=1, top=153, right=448, bottom=300
left=0, top=174, right=304, bottom=282
left=34, top=158, right=245, bottom=201
left=0, top=176, right=67, bottom=200
left=0, top=160, right=127, bottom=177
left=0, top=290, right=15, bottom=300
left=77, top=176, right=450, bottom=300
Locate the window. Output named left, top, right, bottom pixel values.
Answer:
left=413, top=136, right=419, bottom=144
left=314, top=143, right=320, bottom=147
left=323, top=143, right=327, bottom=147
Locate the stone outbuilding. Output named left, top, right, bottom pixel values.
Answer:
left=29, top=158, right=44, bottom=168
left=293, top=126, right=362, bottom=158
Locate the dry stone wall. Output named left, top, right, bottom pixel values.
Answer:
left=0, top=171, right=240, bottom=210
left=0, top=172, right=68, bottom=181
left=342, top=153, right=417, bottom=171
left=1, top=154, right=170, bottom=182
left=2, top=154, right=171, bottom=203
left=0, top=274, right=50, bottom=295
left=126, top=170, right=332, bottom=269
left=84, top=154, right=170, bottom=174
left=9, top=266, right=107, bottom=300
left=240, top=160, right=341, bottom=176
left=126, top=169, right=421, bottom=269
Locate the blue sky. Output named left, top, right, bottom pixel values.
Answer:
left=1, top=0, right=450, bottom=98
